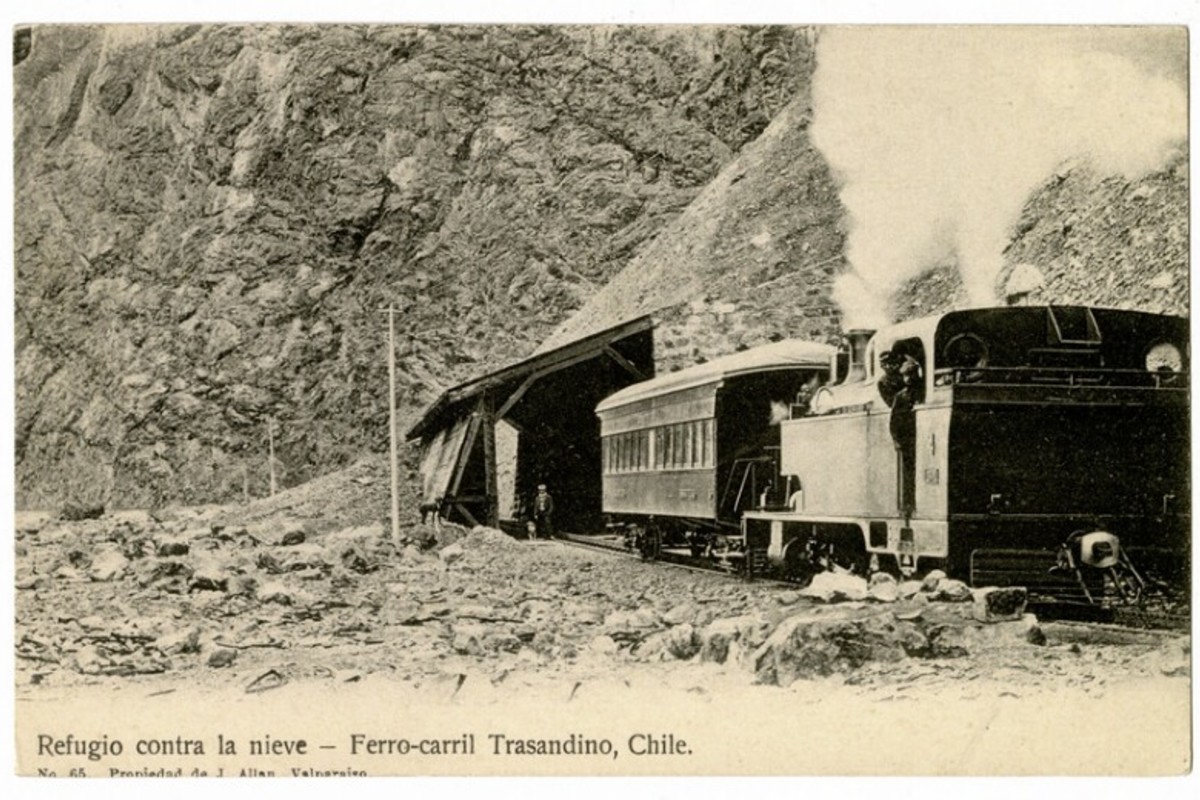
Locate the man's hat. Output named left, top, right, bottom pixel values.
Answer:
left=537, top=484, right=547, bottom=490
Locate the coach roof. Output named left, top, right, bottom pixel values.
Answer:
left=596, top=338, right=835, bottom=414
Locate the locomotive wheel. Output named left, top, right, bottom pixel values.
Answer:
left=825, top=533, right=870, bottom=577
left=781, top=539, right=817, bottom=587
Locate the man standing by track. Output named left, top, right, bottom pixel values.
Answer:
left=533, top=484, right=555, bottom=539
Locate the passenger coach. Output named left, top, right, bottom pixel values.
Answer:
left=595, top=339, right=834, bottom=558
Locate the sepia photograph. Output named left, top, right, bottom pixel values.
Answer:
left=8, top=6, right=1194, bottom=781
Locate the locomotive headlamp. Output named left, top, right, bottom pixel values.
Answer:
left=1145, top=342, right=1183, bottom=375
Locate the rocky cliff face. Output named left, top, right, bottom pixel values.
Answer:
left=538, top=91, right=846, bottom=372
left=14, top=23, right=818, bottom=507
left=14, top=24, right=1188, bottom=509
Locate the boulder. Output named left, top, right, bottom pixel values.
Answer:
left=133, top=559, right=193, bottom=592
left=280, top=529, right=307, bottom=546
left=928, top=613, right=1045, bottom=657
left=752, top=609, right=913, bottom=686
left=89, top=546, right=129, bottom=582
left=588, top=634, right=618, bottom=655
left=60, top=503, right=105, bottom=521
left=15, top=574, right=43, bottom=591
left=156, top=540, right=190, bottom=557
left=921, top=570, right=948, bottom=592
left=638, top=622, right=700, bottom=661
left=333, top=543, right=375, bottom=574
left=188, top=554, right=232, bottom=592
left=15, top=513, right=51, bottom=536
left=439, top=543, right=465, bottom=565
left=53, top=565, right=86, bottom=582
left=662, top=602, right=698, bottom=626
left=604, top=607, right=662, bottom=637
left=867, top=572, right=899, bottom=603
left=799, top=571, right=869, bottom=602
left=256, top=580, right=295, bottom=605
left=156, top=626, right=201, bottom=656
left=897, top=580, right=923, bottom=599
left=451, top=623, right=487, bottom=656
left=698, top=614, right=773, bottom=665
left=893, top=594, right=929, bottom=621
left=207, top=648, right=238, bottom=668
left=775, top=590, right=801, bottom=606
left=276, top=542, right=329, bottom=572
left=73, top=645, right=105, bottom=674
left=932, top=579, right=973, bottom=602
left=482, top=632, right=523, bottom=654
left=226, top=574, right=258, bottom=596
left=663, top=623, right=699, bottom=659
left=971, top=586, right=1028, bottom=623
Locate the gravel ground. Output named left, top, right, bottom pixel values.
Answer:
left=15, top=507, right=1190, bottom=698
left=14, top=506, right=1193, bottom=775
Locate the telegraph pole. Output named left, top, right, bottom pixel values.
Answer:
left=386, top=304, right=401, bottom=547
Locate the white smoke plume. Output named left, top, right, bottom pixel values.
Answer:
left=811, top=27, right=1187, bottom=328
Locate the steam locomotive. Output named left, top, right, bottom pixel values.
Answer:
left=596, top=305, right=1189, bottom=606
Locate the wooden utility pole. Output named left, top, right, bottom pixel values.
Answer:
left=268, top=417, right=278, bottom=497
left=386, top=304, right=401, bottom=547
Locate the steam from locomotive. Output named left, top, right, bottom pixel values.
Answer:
left=810, top=28, right=1187, bottom=328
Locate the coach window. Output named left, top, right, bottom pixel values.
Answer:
left=701, top=419, right=712, bottom=467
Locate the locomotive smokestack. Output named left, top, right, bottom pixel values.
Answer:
left=843, top=329, right=874, bottom=384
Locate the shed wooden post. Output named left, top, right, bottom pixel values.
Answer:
left=481, top=393, right=499, bottom=528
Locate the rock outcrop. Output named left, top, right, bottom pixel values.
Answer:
left=15, top=23, right=817, bottom=507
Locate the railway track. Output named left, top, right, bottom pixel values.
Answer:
left=556, top=532, right=756, bottom=580
left=551, top=533, right=1192, bottom=631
